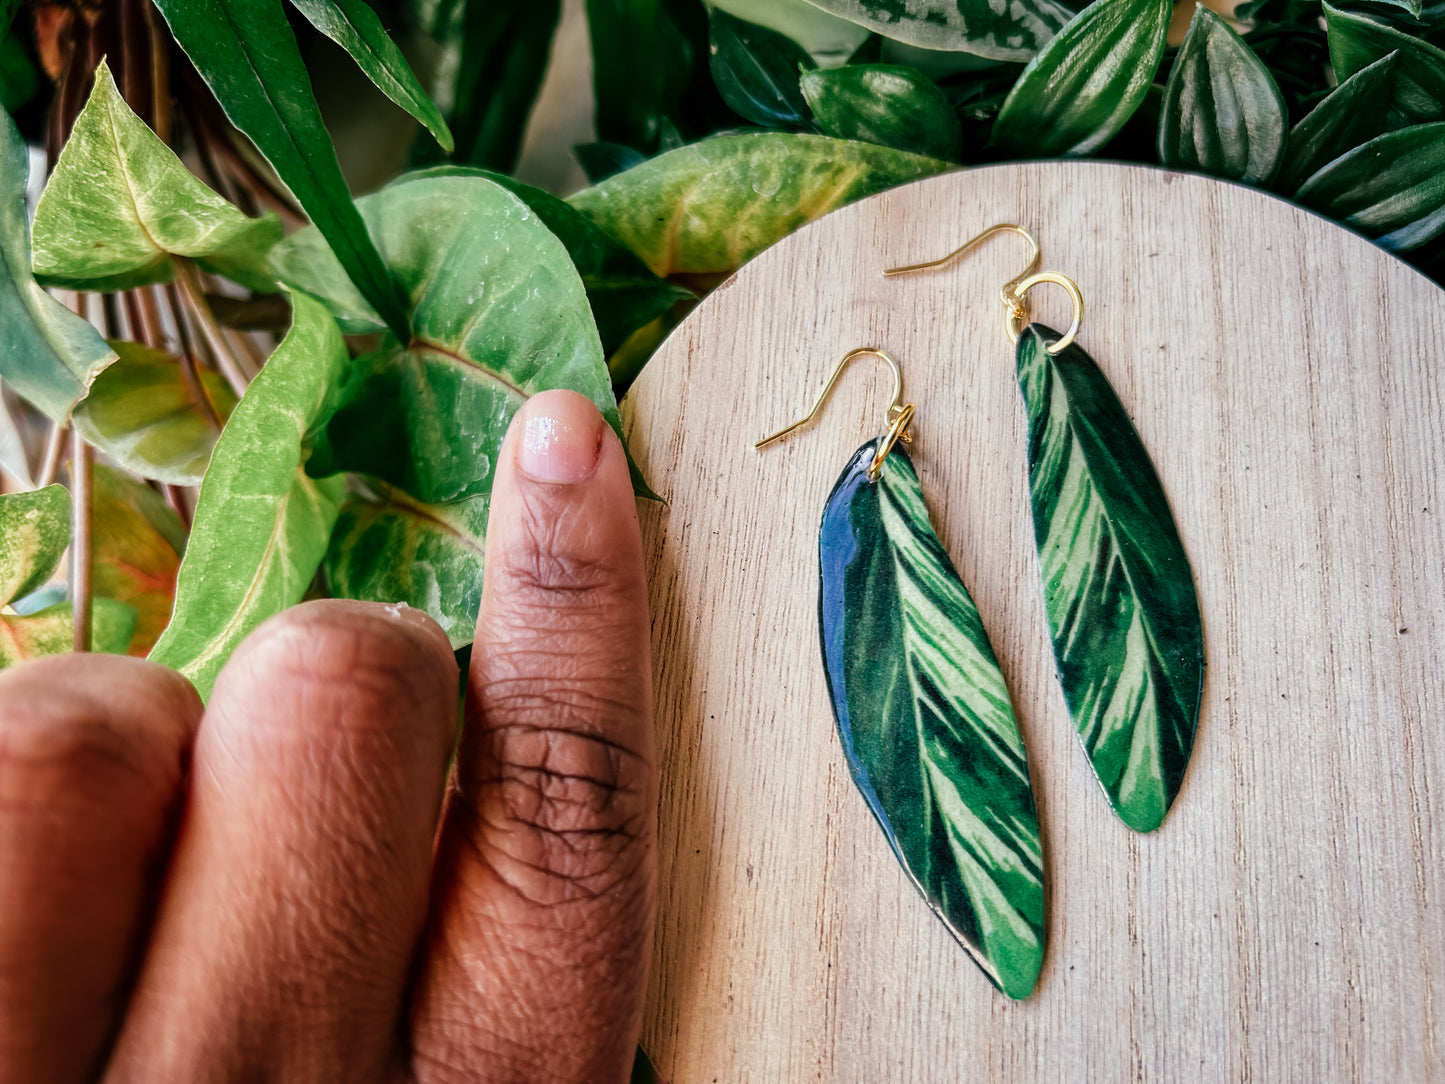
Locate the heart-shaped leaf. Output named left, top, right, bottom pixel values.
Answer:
left=1277, top=52, right=1400, bottom=193
left=708, top=8, right=816, bottom=128
left=992, top=0, right=1172, bottom=156
left=91, top=465, right=185, bottom=656
left=0, top=483, right=69, bottom=606
left=287, top=0, right=453, bottom=152
left=1157, top=7, right=1287, bottom=184
left=0, top=599, right=137, bottom=668
left=149, top=292, right=348, bottom=699
left=1296, top=120, right=1445, bottom=250
left=72, top=341, right=238, bottom=488
left=0, top=108, right=116, bottom=423
left=271, top=175, right=619, bottom=506
left=566, top=133, right=953, bottom=277
left=800, top=0, right=1072, bottom=62
left=801, top=63, right=963, bottom=160
left=1325, top=3, right=1445, bottom=127
left=31, top=61, right=281, bottom=294
left=151, top=0, right=410, bottom=340
left=324, top=481, right=487, bottom=648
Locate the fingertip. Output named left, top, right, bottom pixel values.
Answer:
left=511, top=389, right=607, bottom=486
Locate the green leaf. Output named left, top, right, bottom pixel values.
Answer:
left=588, top=0, right=699, bottom=151
left=150, top=0, right=411, bottom=340
left=566, top=133, right=954, bottom=277
left=1295, top=120, right=1445, bottom=250
left=91, top=464, right=185, bottom=656
left=0, top=108, right=117, bottom=423
left=574, top=142, right=648, bottom=184
left=288, top=0, right=453, bottom=152
left=271, top=175, right=620, bottom=505
left=31, top=61, right=282, bottom=294
left=708, top=9, right=816, bottom=128
left=801, top=63, right=963, bottom=160
left=72, top=341, right=238, bottom=488
left=1157, top=7, right=1287, bottom=184
left=799, top=0, right=1072, bottom=62
left=0, top=484, right=70, bottom=607
left=1325, top=2, right=1445, bottom=126
left=0, top=26, right=41, bottom=113
left=324, top=481, right=486, bottom=648
left=1277, top=51, right=1400, bottom=193
left=712, top=0, right=871, bottom=66
left=0, top=599, right=137, bottom=668
left=819, top=441, right=1045, bottom=999
left=390, top=166, right=694, bottom=355
left=0, top=1, right=20, bottom=35
left=149, top=292, right=348, bottom=700
left=0, top=381, right=32, bottom=488
left=1017, top=325, right=1203, bottom=833
left=992, top=0, right=1172, bottom=156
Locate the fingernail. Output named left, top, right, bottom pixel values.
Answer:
left=515, top=390, right=605, bottom=485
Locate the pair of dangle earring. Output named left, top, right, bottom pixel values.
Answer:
left=756, top=226, right=1203, bottom=1001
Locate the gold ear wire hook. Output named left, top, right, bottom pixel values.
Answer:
left=883, top=222, right=1084, bottom=355
left=755, top=347, right=915, bottom=481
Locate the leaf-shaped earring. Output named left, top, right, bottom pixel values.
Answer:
left=756, top=348, right=1047, bottom=1000
left=887, top=225, right=1205, bottom=834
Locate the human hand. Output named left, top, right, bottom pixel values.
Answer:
left=0, top=391, right=655, bottom=1083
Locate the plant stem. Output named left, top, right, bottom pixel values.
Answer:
left=69, top=428, right=93, bottom=653
left=174, top=263, right=250, bottom=398
left=36, top=422, right=68, bottom=488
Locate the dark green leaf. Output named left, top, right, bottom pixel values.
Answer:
left=91, top=464, right=185, bottom=656
left=0, top=1, right=19, bottom=35
left=801, top=63, right=962, bottom=160
left=1326, top=2, right=1445, bottom=125
left=819, top=441, right=1045, bottom=999
left=1277, top=52, right=1399, bottom=193
left=0, top=108, right=116, bottom=423
left=566, top=133, right=953, bottom=276
left=270, top=176, right=621, bottom=505
left=149, top=292, right=349, bottom=699
left=800, top=0, right=1072, bottom=62
left=992, top=0, right=1172, bottom=156
left=0, top=599, right=137, bottom=668
left=574, top=141, right=648, bottom=183
left=0, top=27, right=41, bottom=113
left=588, top=0, right=702, bottom=151
left=630, top=1045, right=665, bottom=1084
left=1295, top=120, right=1445, bottom=249
left=0, top=484, right=69, bottom=606
left=1157, top=7, right=1287, bottom=183
left=151, top=0, right=411, bottom=340
left=288, top=0, right=453, bottom=151
left=324, top=481, right=486, bottom=647
left=713, top=0, right=871, bottom=65
left=31, top=61, right=282, bottom=293
left=1017, top=325, right=1203, bottom=833
left=708, top=8, right=816, bottom=128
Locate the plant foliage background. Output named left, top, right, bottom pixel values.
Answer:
left=1, top=0, right=1442, bottom=691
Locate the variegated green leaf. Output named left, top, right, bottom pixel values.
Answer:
left=1277, top=52, right=1399, bottom=194
left=1017, top=325, right=1203, bottom=833
left=799, top=0, right=1072, bottom=62
left=91, top=465, right=185, bottom=656
left=1324, top=3, right=1445, bottom=128
left=0, top=599, right=137, bottom=668
left=0, top=483, right=69, bottom=606
left=819, top=441, right=1045, bottom=999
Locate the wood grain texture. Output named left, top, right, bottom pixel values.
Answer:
left=620, top=161, right=1445, bottom=1083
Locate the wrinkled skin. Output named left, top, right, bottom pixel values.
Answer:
left=0, top=391, right=655, bottom=1083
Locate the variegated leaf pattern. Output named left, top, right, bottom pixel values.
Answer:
left=818, top=441, right=1045, bottom=1000
left=1017, top=324, right=1204, bottom=834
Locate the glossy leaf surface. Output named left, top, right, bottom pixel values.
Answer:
left=149, top=293, right=348, bottom=699
left=91, top=465, right=185, bottom=656
left=151, top=0, right=410, bottom=340
left=992, top=0, right=1172, bottom=156
left=0, top=109, right=116, bottom=423
left=31, top=61, right=281, bottom=293
left=1277, top=52, right=1399, bottom=194
left=271, top=176, right=618, bottom=505
left=567, top=133, right=952, bottom=276
left=325, top=482, right=487, bottom=648
left=1295, top=120, right=1445, bottom=250
left=73, top=341, right=238, bottom=487
left=1325, top=3, right=1445, bottom=127
left=1158, top=7, right=1286, bottom=183
left=799, top=0, right=1071, bottom=62
left=713, top=0, right=871, bottom=65
left=801, top=63, right=963, bottom=160
left=0, top=600, right=137, bottom=668
left=819, top=441, right=1045, bottom=999
left=0, top=484, right=69, bottom=605
left=288, top=0, right=453, bottom=151
left=1017, top=325, right=1203, bottom=833
left=708, top=8, right=816, bottom=128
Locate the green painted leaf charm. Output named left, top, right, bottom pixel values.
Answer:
left=819, top=441, right=1045, bottom=999
left=1017, top=325, right=1203, bottom=834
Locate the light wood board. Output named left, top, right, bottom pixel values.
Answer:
left=620, top=162, right=1445, bottom=1083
